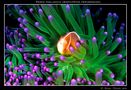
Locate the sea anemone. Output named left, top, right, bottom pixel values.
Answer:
left=4, top=4, right=126, bottom=86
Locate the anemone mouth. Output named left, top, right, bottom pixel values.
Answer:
left=57, top=31, right=81, bottom=56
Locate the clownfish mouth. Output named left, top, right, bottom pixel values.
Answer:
left=57, top=31, right=80, bottom=55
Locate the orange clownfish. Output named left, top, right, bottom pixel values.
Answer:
left=57, top=32, right=80, bottom=55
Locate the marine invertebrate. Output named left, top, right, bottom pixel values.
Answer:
left=4, top=4, right=126, bottom=86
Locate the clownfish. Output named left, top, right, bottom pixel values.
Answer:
left=57, top=32, right=80, bottom=55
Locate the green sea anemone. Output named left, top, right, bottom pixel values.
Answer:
left=4, top=4, right=126, bottom=86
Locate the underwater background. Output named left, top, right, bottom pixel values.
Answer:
left=4, top=4, right=126, bottom=86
